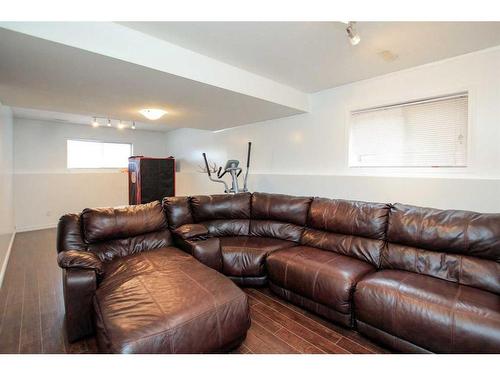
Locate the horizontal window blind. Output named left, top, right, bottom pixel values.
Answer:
left=349, top=93, right=468, bottom=167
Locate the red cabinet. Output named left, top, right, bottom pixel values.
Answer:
left=128, top=156, right=175, bottom=205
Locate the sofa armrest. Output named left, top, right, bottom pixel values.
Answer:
left=57, top=250, right=104, bottom=276
left=176, top=237, right=222, bottom=271
left=173, top=224, right=210, bottom=241
left=62, top=268, right=97, bottom=342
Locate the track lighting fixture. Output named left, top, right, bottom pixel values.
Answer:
left=91, top=116, right=136, bottom=130
left=346, top=22, right=361, bottom=46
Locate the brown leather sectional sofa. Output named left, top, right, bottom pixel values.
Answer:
left=57, top=192, right=500, bottom=353
left=57, top=202, right=250, bottom=353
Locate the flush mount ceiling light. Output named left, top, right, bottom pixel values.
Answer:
left=346, top=22, right=361, bottom=46
left=139, top=108, right=167, bottom=121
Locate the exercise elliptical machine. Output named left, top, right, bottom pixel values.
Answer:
left=202, top=142, right=252, bottom=194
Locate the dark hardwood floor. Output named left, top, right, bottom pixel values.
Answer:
left=0, top=229, right=389, bottom=354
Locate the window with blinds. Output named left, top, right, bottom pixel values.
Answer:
left=348, top=93, right=468, bottom=167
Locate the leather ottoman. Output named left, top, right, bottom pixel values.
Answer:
left=93, top=247, right=250, bottom=353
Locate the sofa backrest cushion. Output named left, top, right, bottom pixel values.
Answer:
left=162, top=196, right=194, bottom=229
left=82, top=201, right=167, bottom=243
left=191, top=193, right=251, bottom=221
left=190, top=193, right=251, bottom=237
left=86, top=230, right=173, bottom=262
left=251, top=192, right=312, bottom=225
left=250, top=192, right=312, bottom=242
left=203, top=219, right=250, bottom=237
left=384, top=203, right=500, bottom=294
left=301, top=198, right=390, bottom=267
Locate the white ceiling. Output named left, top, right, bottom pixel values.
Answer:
left=0, top=26, right=303, bottom=132
left=2, top=22, right=500, bottom=131
left=121, top=22, right=500, bottom=93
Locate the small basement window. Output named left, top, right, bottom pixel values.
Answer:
left=349, top=93, right=468, bottom=167
left=67, top=140, right=132, bottom=169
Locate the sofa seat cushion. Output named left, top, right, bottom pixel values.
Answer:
left=220, top=236, right=296, bottom=277
left=354, top=270, right=500, bottom=353
left=94, top=247, right=250, bottom=353
left=267, top=246, right=375, bottom=315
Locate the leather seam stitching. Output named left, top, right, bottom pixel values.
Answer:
left=136, top=274, right=168, bottom=317
left=93, top=293, right=120, bottom=353
left=311, top=254, right=341, bottom=302
left=117, top=294, right=246, bottom=349
left=450, top=285, right=462, bottom=353
left=365, top=282, right=500, bottom=321
left=176, top=267, right=224, bottom=348
left=392, top=273, right=412, bottom=337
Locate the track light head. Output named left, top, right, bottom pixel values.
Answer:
left=346, top=22, right=361, bottom=46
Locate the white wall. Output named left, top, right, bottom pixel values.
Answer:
left=14, top=119, right=169, bottom=231
left=0, top=105, right=15, bottom=285
left=166, top=47, right=500, bottom=212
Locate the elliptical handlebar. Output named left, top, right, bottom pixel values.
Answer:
left=243, top=142, right=252, bottom=192
left=246, top=142, right=252, bottom=168
left=202, top=152, right=229, bottom=192
left=202, top=152, right=211, bottom=177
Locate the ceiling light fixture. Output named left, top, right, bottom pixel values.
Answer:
left=346, top=22, right=361, bottom=46
left=139, top=108, right=167, bottom=121
left=92, top=116, right=136, bottom=131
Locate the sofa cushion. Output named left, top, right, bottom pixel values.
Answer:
left=354, top=270, right=500, bottom=353
left=384, top=203, right=500, bottom=294
left=173, top=223, right=209, bottom=240
left=250, top=192, right=312, bottom=241
left=250, top=220, right=304, bottom=242
left=87, top=230, right=172, bottom=262
left=220, top=236, right=296, bottom=277
left=162, top=196, right=194, bottom=229
left=302, top=198, right=390, bottom=267
left=57, top=213, right=86, bottom=252
left=95, top=247, right=250, bottom=353
left=387, top=203, right=500, bottom=261
left=251, top=192, right=312, bottom=226
left=202, top=219, right=250, bottom=237
left=82, top=201, right=167, bottom=243
left=267, top=246, right=375, bottom=317
left=190, top=193, right=251, bottom=222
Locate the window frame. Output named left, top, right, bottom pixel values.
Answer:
left=66, top=138, right=133, bottom=170
left=345, top=89, right=472, bottom=171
